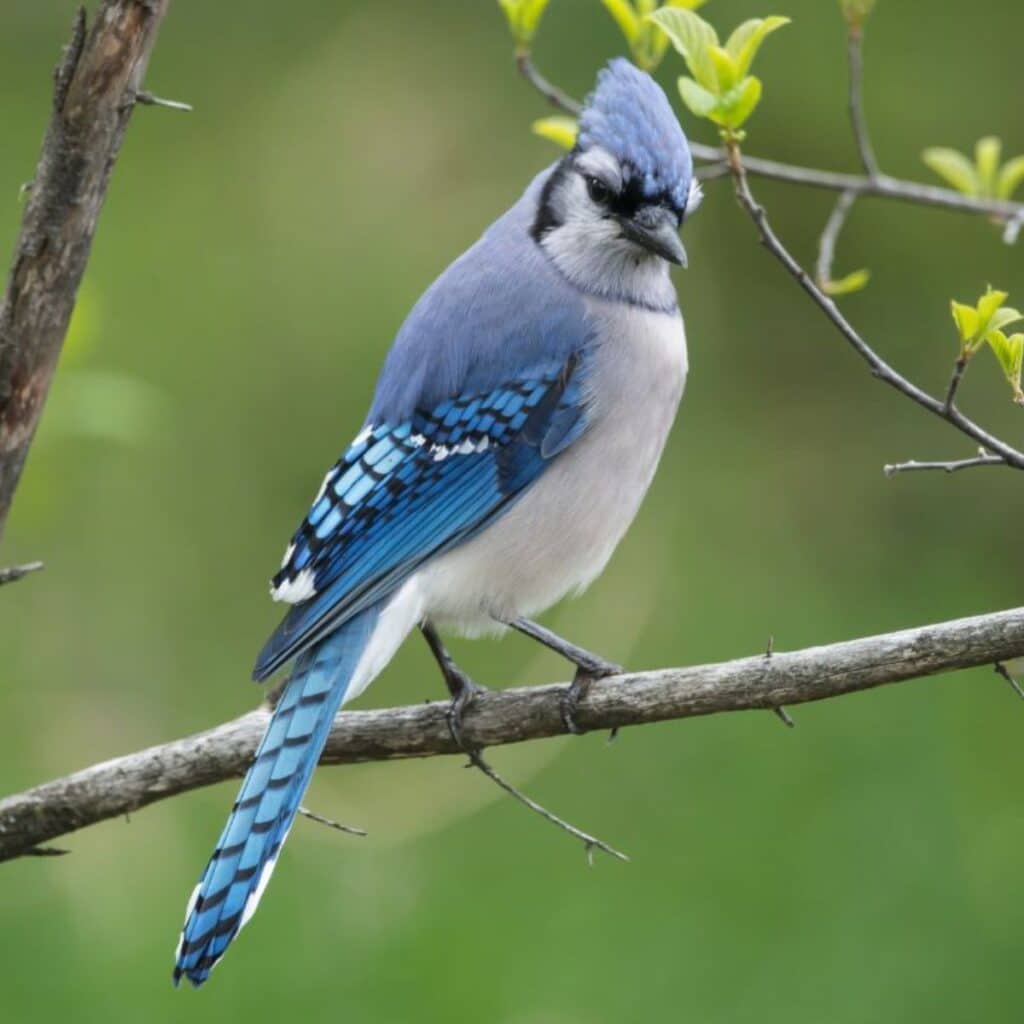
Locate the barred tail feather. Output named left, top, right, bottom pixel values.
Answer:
left=172, top=604, right=381, bottom=987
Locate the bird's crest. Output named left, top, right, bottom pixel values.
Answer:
left=577, top=58, right=693, bottom=213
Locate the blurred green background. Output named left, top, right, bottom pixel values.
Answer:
left=2, top=1, right=1023, bottom=1021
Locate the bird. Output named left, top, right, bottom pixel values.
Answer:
left=173, top=57, right=701, bottom=987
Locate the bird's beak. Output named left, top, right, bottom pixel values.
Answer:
left=616, top=206, right=688, bottom=267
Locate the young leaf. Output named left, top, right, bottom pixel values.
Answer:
left=707, top=46, right=739, bottom=91
left=532, top=115, right=578, bottom=149
left=840, top=0, right=877, bottom=28
left=974, top=136, right=1002, bottom=197
left=648, top=7, right=720, bottom=91
left=997, top=155, right=1024, bottom=200
left=986, top=329, right=1024, bottom=402
left=601, top=0, right=641, bottom=45
left=677, top=76, right=719, bottom=119
left=498, top=0, right=551, bottom=48
left=718, top=76, right=763, bottom=130
left=823, top=268, right=871, bottom=297
left=950, top=300, right=980, bottom=345
left=922, top=148, right=980, bottom=197
left=724, top=17, right=791, bottom=79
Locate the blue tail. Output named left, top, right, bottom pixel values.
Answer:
left=173, top=605, right=380, bottom=987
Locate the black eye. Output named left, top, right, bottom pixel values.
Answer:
left=585, top=176, right=612, bottom=205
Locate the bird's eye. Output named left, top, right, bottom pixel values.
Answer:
left=585, top=176, right=612, bottom=205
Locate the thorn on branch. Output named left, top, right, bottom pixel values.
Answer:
left=133, top=90, right=193, bottom=112
left=994, top=662, right=1024, bottom=701
left=297, top=806, right=367, bottom=837
left=772, top=706, right=796, bottom=728
left=0, top=561, right=44, bottom=587
left=27, top=845, right=70, bottom=857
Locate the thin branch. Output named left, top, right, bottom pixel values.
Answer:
left=515, top=52, right=580, bottom=115
left=514, top=54, right=1024, bottom=226
left=846, top=25, right=881, bottom=180
left=3, top=606, right=1024, bottom=862
left=884, top=453, right=1006, bottom=477
left=133, top=89, right=191, bottom=112
left=944, top=356, right=969, bottom=412
left=297, top=805, right=367, bottom=838
left=815, top=189, right=859, bottom=290
left=0, top=1, right=174, bottom=541
left=0, top=560, right=43, bottom=586
left=994, top=662, right=1024, bottom=701
left=724, top=143, right=1024, bottom=471
left=463, top=748, right=627, bottom=864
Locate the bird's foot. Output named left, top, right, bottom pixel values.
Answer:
left=445, top=665, right=488, bottom=753
left=561, top=660, right=621, bottom=736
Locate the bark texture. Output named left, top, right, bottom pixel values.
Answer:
left=0, top=1, right=172, bottom=537
left=2, top=606, right=1022, bottom=861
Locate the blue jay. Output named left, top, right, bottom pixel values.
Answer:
left=173, top=58, right=700, bottom=987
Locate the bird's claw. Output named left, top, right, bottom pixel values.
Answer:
left=560, top=660, right=621, bottom=735
left=445, top=672, right=487, bottom=753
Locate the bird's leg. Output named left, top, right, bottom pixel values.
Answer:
left=420, top=621, right=486, bottom=752
left=503, top=617, right=622, bottom=735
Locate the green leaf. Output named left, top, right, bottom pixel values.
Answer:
left=724, top=17, right=791, bottom=79
left=601, top=0, right=641, bottom=44
left=840, top=0, right=877, bottom=28
left=988, top=306, right=1024, bottom=334
left=498, top=0, right=551, bottom=47
left=823, top=268, right=871, bottom=297
left=648, top=8, right=719, bottom=91
left=677, top=76, right=719, bottom=119
left=951, top=300, right=980, bottom=344
left=531, top=115, right=578, bottom=149
left=986, top=329, right=1024, bottom=401
left=707, top=46, right=739, bottom=91
left=976, top=287, right=1010, bottom=329
left=975, top=136, right=1002, bottom=197
left=996, top=155, right=1024, bottom=200
left=715, top=76, right=763, bottom=130
left=922, top=148, right=980, bottom=197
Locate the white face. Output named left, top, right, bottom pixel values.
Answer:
left=536, top=146, right=699, bottom=308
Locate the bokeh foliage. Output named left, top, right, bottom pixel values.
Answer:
left=1, top=1, right=1023, bottom=1021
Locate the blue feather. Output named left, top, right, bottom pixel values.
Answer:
left=173, top=606, right=380, bottom=988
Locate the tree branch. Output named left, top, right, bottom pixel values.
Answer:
left=815, top=189, right=859, bottom=291
left=846, top=23, right=881, bottom=180
left=514, top=55, right=1024, bottom=227
left=884, top=453, right=1006, bottom=477
left=0, top=1, right=173, bottom=540
left=724, top=143, right=1024, bottom=471
left=0, top=560, right=43, bottom=586
left=2, top=606, right=1023, bottom=862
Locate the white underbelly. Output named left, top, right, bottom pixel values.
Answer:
left=417, top=299, right=687, bottom=635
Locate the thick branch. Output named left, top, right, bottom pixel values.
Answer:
left=2, top=607, right=1023, bottom=862
left=0, top=1, right=172, bottom=540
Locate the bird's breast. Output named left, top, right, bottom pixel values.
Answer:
left=418, top=297, right=687, bottom=633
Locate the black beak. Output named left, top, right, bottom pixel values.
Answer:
left=615, top=206, right=687, bottom=267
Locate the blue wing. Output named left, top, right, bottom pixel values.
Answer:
left=253, top=352, right=588, bottom=681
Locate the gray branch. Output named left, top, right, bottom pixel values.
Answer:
left=514, top=54, right=1024, bottom=227
left=3, top=606, right=1024, bottom=862
left=0, top=1, right=173, bottom=540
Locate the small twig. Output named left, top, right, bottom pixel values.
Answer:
left=133, top=89, right=192, bottom=112
left=1003, top=210, right=1024, bottom=246
left=772, top=706, right=796, bottom=728
left=464, top=747, right=628, bottom=865
left=515, top=52, right=580, bottom=115
left=994, top=662, right=1024, bottom=701
left=884, top=453, right=1005, bottom=476
left=944, top=356, right=969, bottom=413
left=723, top=142, right=1024, bottom=472
left=0, top=560, right=43, bottom=587
left=846, top=26, right=881, bottom=180
left=27, top=846, right=69, bottom=857
left=297, top=805, right=367, bottom=838
left=816, top=189, right=860, bottom=291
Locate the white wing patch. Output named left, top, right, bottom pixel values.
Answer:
left=270, top=567, right=317, bottom=604
left=430, top=435, right=491, bottom=462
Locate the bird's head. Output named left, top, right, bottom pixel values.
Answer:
left=533, top=59, right=700, bottom=301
